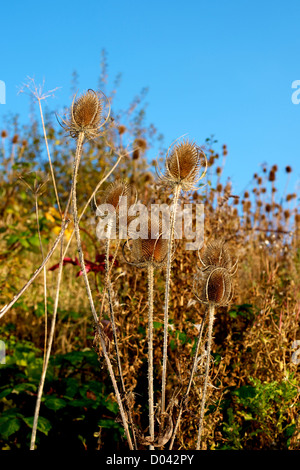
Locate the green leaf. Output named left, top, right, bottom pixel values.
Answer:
left=0, top=388, right=13, bottom=399
left=44, top=397, right=67, bottom=411
left=22, top=416, right=52, bottom=435
left=0, top=417, right=21, bottom=439
left=12, top=382, right=37, bottom=394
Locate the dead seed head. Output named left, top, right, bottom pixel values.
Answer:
left=194, top=240, right=237, bottom=306
left=198, top=267, right=233, bottom=306
left=268, top=170, right=276, bottom=182
left=118, top=125, right=126, bottom=135
left=199, top=239, right=233, bottom=271
left=60, top=89, right=104, bottom=140
left=161, top=139, right=207, bottom=191
left=101, top=180, right=132, bottom=213
left=124, top=217, right=169, bottom=268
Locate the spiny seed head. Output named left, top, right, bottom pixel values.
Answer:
left=198, top=267, right=233, bottom=306
left=132, top=138, right=147, bottom=160
left=268, top=170, right=276, bottom=182
left=124, top=217, right=169, bottom=268
left=95, top=180, right=134, bottom=233
left=61, top=89, right=104, bottom=140
left=101, top=180, right=132, bottom=213
left=194, top=240, right=237, bottom=306
left=160, top=139, right=207, bottom=191
left=199, top=239, right=233, bottom=271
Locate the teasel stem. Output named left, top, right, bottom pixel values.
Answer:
left=161, top=184, right=181, bottom=426
left=72, top=131, right=134, bottom=450
left=147, top=263, right=155, bottom=450
left=169, top=311, right=207, bottom=449
left=196, top=303, right=215, bottom=449
left=30, top=226, right=65, bottom=450
left=105, top=227, right=137, bottom=449
left=30, top=194, right=71, bottom=450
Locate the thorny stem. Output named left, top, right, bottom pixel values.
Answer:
left=72, top=132, right=134, bottom=450
left=147, top=263, right=155, bottom=450
left=105, top=231, right=137, bottom=449
left=196, top=303, right=215, bottom=449
left=161, top=184, right=181, bottom=420
left=169, top=311, right=207, bottom=449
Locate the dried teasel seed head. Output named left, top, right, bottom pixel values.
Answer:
left=265, top=203, right=272, bottom=213
left=124, top=216, right=169, bottom=268
left=286, top=193, right=296, bottom=202
left=118, top=125, right=126, bottom=135
left=195, top=267, right=233, bottom=306
left=12, top=134, right=19, bottom=144
left=132, top=138, right=147, bottom=160
left=160, top=139, right=207, bottom=191
left=101, top=180, right=132, bottom=212
left=1, top=130, right=8, bottom=138
left=268, top=170, right=276, bottom=182
left=60, top=89, right=105, bottom=140
left=285, top=165, right=292, bottom=173
left=199, top=239, right=233, bottom=271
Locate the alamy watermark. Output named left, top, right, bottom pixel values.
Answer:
left=291, top=80, right=300, bottom=104
left=95, top=198, right=204, bottom=251
left=0, top=80, right=5, bottom=104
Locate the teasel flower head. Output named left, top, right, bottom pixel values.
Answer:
left=99, top=180, right=132, bottom=214
left=132, top=137, right=147, bottom=160
left=93, top=179, right=135, bottom=235
left=198, top=239, right=235, bottom=271
left=122, top=216, right=169, bottom=268
left=194, top=240, right=238, bottom=306
left=194, top=266, right=233, bottom=306
left=158, top=139, right=207, bottom=191
left=58, top=89, right=109, bottom=140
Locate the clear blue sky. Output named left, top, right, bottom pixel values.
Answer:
left=1, top=0, right=300, bottom=199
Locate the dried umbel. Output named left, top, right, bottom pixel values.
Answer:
left=59, top=89, right=107, bottom=140
left=123, top=217, right=169, bottom=268
left=159, top=139, right=207, bottom=191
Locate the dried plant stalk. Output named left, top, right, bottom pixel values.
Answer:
left=147, top=263, right=155, bottom=450
left=196, top=303, right=215, bottom=449
left=71, top=130, right=134, bottom=450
